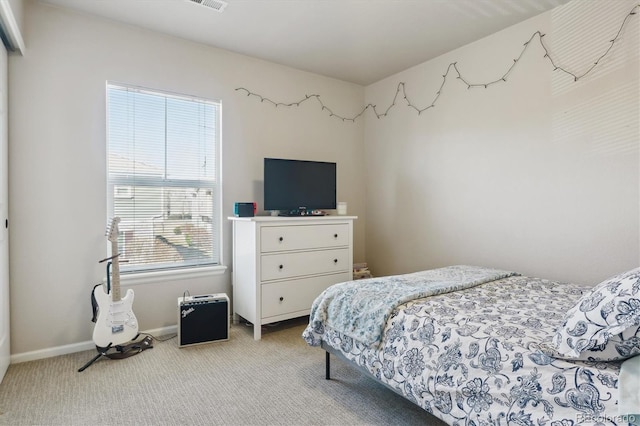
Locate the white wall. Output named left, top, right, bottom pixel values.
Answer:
left=8, top=0, right=638, bottom=358
left=364, top=0, right=639, bottom=285
left=8, top=0, right=366, bottom=356
left=5, top=0, right=21, bottom=29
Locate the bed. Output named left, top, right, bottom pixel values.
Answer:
left=302, top=265, right=640, bottom=425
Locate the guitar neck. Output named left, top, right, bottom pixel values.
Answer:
left=110, top=239, right=122, bottom=302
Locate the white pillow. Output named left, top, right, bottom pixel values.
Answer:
left=552, top=267, right=640, bottom=361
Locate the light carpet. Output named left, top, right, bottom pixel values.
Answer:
left=0, top=317, right=447, bottom=425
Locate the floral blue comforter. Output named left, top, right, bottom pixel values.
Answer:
left=303, top=274, right=623, bottom=425
left=308, top=265, right=518, bottom=346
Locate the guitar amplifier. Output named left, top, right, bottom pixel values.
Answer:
left=177, top=293, right=229, bottom=347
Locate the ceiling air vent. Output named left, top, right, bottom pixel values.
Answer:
left=187, top=0, right=229, bottom=13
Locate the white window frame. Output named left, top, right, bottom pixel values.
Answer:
left=106, top=82, right=225, bottom=280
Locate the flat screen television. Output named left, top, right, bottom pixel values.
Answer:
left=264, top=158, right=336, bottom=215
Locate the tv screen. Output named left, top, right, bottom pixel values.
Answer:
left=264, top=158, right=336, bottom=214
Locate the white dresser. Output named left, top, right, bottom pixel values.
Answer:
left=229, top=216, right=357, bottom=339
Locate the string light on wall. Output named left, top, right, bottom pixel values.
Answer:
left=236, top=4, right=639, bottom=122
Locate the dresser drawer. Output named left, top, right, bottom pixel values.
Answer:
left=261, top=248, right=349, bottom=281
left=260, top=223, right=349, bottom=253
left=261, top=272, right=352, bottom=319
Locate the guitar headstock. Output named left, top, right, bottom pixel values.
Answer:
left=106, top=217, right=121, bottom=243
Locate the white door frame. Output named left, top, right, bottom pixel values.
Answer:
left=0, top=0, right=25, bottom=384
left=0, top=43, right=8, bottom=383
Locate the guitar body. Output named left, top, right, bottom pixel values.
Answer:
left=92, top=217, right=138, bottom=348
left=92, top=285, right=138, bottom=348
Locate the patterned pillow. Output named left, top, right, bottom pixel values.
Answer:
left=551, top=267, right=640, bottom=361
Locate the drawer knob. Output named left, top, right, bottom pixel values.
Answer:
left=279, top=297, right=284, bottom=302
left=334, top=259, right=338, bottom=264
left=279, top=264, right=284, bottom=270
left=279, top=237, right=284, bottom=242
left=334, top=233, right=338, bottom=238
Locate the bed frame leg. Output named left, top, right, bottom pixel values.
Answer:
left=325, top=351, right=331, bottom=380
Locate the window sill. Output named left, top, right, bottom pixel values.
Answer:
left=108, top=265, right=227, bottom=286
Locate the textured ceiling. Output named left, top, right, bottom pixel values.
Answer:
left=39, top=0, right=569, bottom=85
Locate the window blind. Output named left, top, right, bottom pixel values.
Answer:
left=107, top=83, right=221, bottom=273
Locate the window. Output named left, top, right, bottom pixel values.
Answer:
left=114, top=185, right=133, bottom=199
left=107, top=83, right=221, bottom=274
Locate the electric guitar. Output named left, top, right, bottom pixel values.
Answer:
left=92, top=217, right=138, bottom=348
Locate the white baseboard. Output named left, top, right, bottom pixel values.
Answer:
left=10, top=325, right=178, bottom=364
